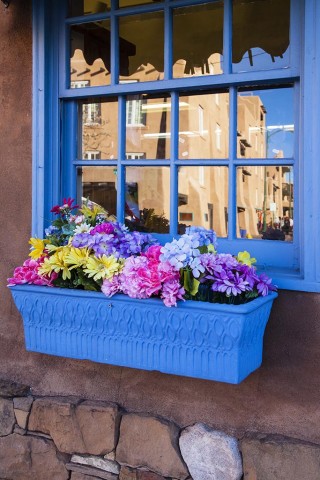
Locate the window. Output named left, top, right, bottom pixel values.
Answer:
left=33, top=0, right=320, bottom=292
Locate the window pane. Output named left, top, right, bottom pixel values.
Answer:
left=70, top=21, right=111, bottom=88
left=80, top=98, right=118, bottom=160
left=126, top=94, right=170, bottom=159
left=119, top=0, right=163, bottom=7
left=77, top=166, right=117, bottom=217
left=233, top=0, right=290, bottom=72
left=236, top=166, right=294, bottom=241
left=179, top=91, right=229, bottom=159
left=173, top=2, right=223, bottom=78
left=68, top=0, right=110, bottom=17
left=119, top=12, right=164, bottom=82
left=237, top=86, right=294, bottom=159
left=178, top=166, right=228, bottom=237
left=125, top=167, right=170, bottom=233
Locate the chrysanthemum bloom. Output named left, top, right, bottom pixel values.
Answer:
left=65, top=247, right=90, bottom=270
left=84, top=255, right=123, bottom=282
left=39, top=247, right=72, bottom=280
left=29, top=238, right=47, bottom=260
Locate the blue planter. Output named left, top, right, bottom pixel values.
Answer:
left=10, top=285, right=277, bottom=384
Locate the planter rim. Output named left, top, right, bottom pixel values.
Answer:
left=9, top=284, right=278, bottom=314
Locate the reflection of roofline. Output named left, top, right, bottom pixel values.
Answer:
left=240, top=139, right=252, bottom=147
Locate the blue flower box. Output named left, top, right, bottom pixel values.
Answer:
left=10, top=285, right=277, bottom=384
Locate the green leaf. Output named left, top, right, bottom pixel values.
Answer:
left=183, top=270, right=200, bottom=296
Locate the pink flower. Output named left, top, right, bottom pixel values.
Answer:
left=7, top=258, right=56, bottom=287
left=101, top=275, right=122, bottom=297
left=161, top=279, right=185, bottom=307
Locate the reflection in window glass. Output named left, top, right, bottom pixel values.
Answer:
left=80, top=98, right=118, bottom=160
left=233, top=0, right=290, bottom=72
left=119, top=12, right=164, bottom=82
left=179, top=91, right=229, bottom=159
left=126, top=94, right=170, bottom=159
left=236, top=166, right=294, bottom=241
left=68, top=0, right=110, bottom=16
left=173, top=2, right=223, bottom=78
left=77, top=166, right=118, bottom=217
left=237, top=86, right=294, bottom=159
left=125, top=167, right=170, bottom=233
left=178, top=166, right=228, bottom=237
left=70, top=21, right=111, bottom=89
left=119, top=0, right=163, bottom=7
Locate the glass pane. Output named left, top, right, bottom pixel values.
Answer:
left=119, top=0, right=163, bottom=7
left=173, top=2, right=223, bottom=78
left=178, top=166, right=228, bottom=237
left=236, top=166, right=294, bottom=241
left=77, top=166, right=117, bottom=217
left=80, top=98, right=118, bottom=160
left=237, top=86, right=294, bottom=159
left=179, top=91, right=229, bottom=159
left=70, top=21, right=111, bottom=88
left=233, top=0, right=290, bottom=72
left=68, top=0, right=110, bottom=16
left=126, top=94, right=170, bottom=160
left=125, top=167, right=170, bottom=233
left=119, top=12, right=164, bottom=82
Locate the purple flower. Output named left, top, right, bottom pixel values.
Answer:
left=256, top=273, right=277, bottom=296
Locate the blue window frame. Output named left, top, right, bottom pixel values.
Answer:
left=32, top=0, right=320, bottom=292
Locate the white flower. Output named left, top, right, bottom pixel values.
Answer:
left=74, top=223, right=93, bottom=234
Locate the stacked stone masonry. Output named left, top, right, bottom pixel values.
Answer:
left=0, top=379, right=320, bottom=480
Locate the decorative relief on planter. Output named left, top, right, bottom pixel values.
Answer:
left=10, top=285, right=277, bottom=384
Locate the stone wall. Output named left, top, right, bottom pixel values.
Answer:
left=1, top=379, right=319, bottom=480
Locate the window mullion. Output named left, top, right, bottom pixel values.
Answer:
left=62, top=102, right=78, bottom=203
left=117, top=95, right=126, bottom=223
left=228, top=86, right=237, bottom=240
left=164, top=2, right=172, bottom=81
left=223, top=0, right=232, bottom=74
left=170, top=91, right=179, bottom=236
left=111, top=0, right=119, bottom=86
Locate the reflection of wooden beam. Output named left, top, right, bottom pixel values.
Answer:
left=77, top=68, right=90, bottom=77
left=91, top=67, right=106, bottom=77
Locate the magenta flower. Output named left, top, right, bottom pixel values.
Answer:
left=90, top=222, right=115, bottom=235
left=7, top=258, right=56, bottom=287
left=50, top=197, right=78, bottom=215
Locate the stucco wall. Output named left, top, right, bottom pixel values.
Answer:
left=0, top=0, right=320, bottom=452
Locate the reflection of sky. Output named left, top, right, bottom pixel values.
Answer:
left=233, top=47, right=290, bottom=73
left=240, top=86, right=294, bottom=158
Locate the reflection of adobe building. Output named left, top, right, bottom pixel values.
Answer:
left=71, top=34, right=292, bottom=238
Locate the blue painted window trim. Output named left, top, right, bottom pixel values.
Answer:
left=32, top=0, right=320, bottom=293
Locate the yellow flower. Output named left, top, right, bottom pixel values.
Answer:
left=39, top=247, right=72, bottom=280
left=84, top=255, right=122, bottom=282
left=29, top=238, right=47, bottom=259
left=207, top=243, right=217, bottom=254
left=237, top=250, right=257, bottom=266
left=80, top=203, right=107, bottom=222
left=65, top=247, right=90, bottom=270
left=45, top=244, right=64, bottom=254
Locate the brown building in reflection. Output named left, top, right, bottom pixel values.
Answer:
left=72, top=49, right=293, bottom=240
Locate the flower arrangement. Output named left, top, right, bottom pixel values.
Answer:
left=8, top=199, right=277, bottom=307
